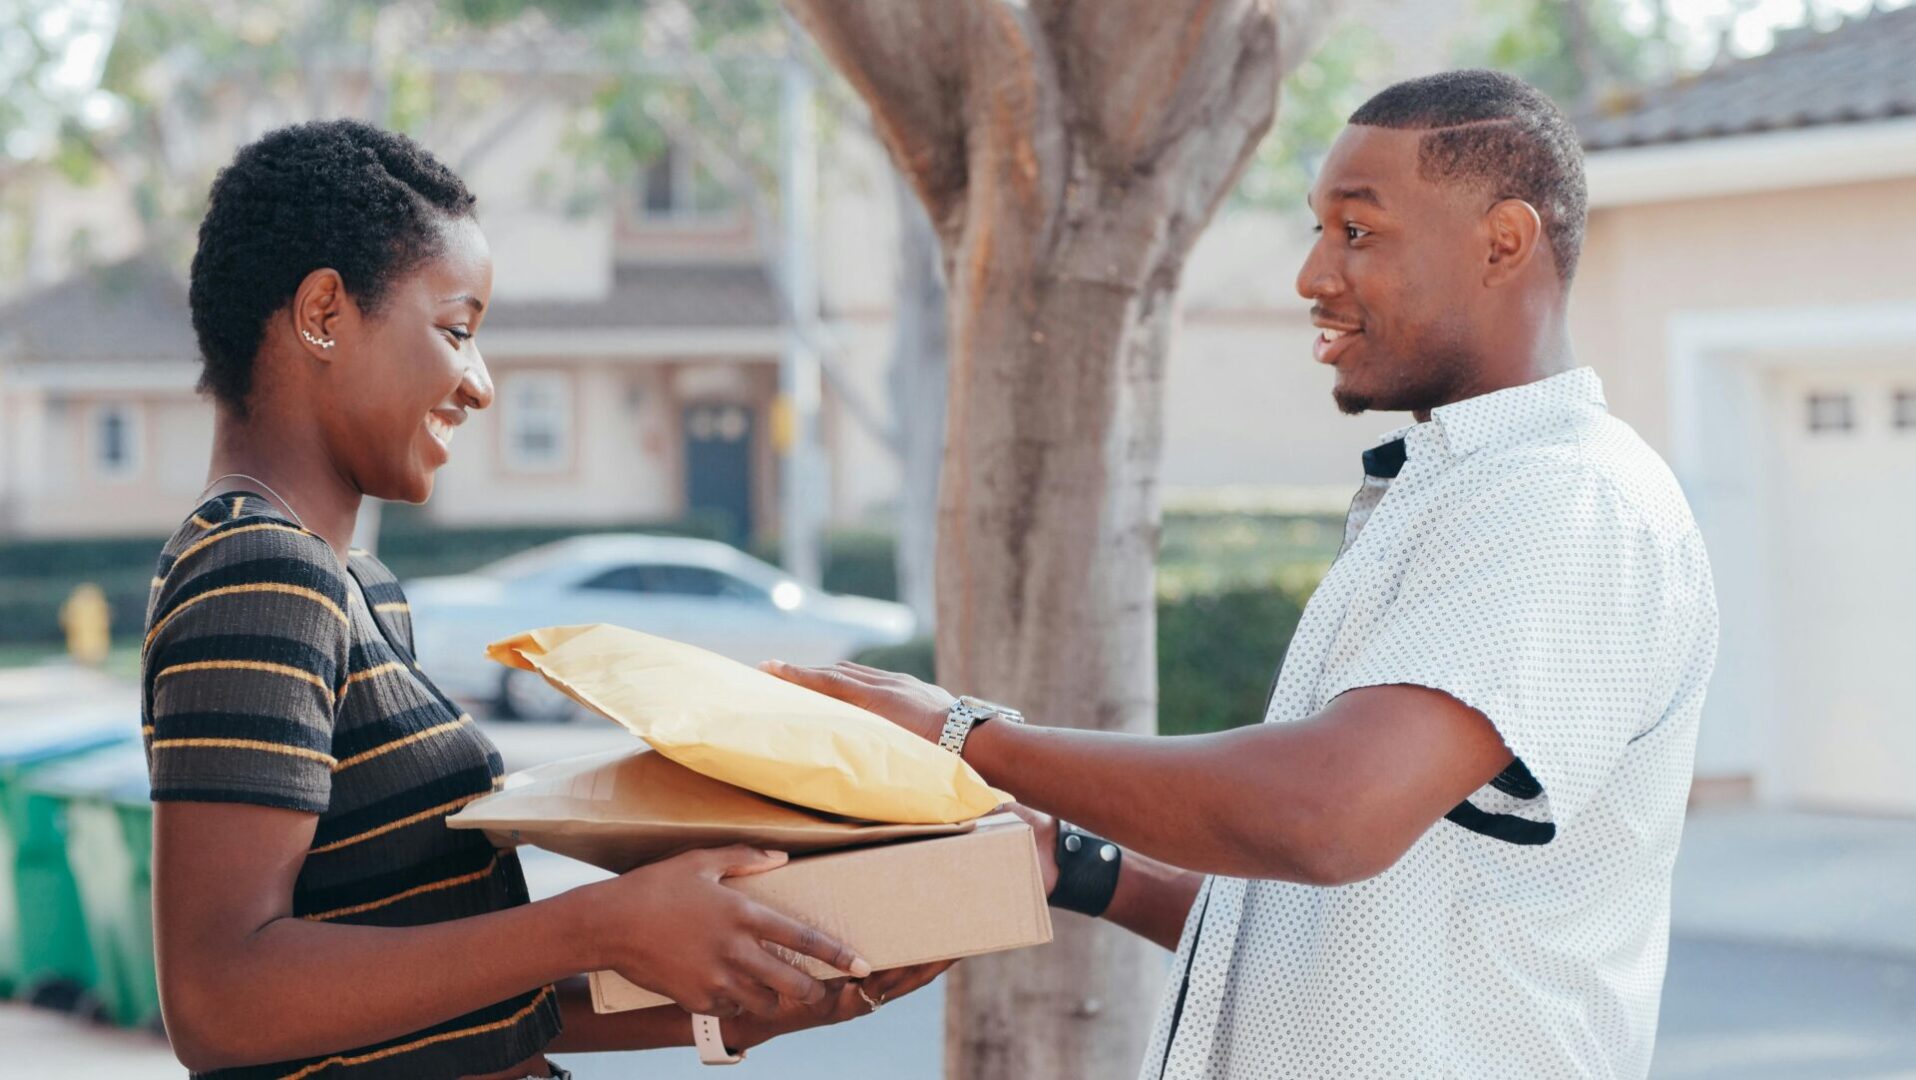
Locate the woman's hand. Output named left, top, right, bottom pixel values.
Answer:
left=760, top=660, right=955, bottom=745
left=725, top=961, right=956, bottom=1051
left=579, top=845, right=871, bottom=1019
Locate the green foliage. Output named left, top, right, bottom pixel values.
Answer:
left=849, top=585, right=1307, bottom=738
left=1157, top=585, right=1305, bottom=735
left=751, top=528, right=899, bottom=604
left=850, top=638, right=936, bottom=683
left=3, top=0, right=791, bottom=270
left=1158, top=511, right=1339, bottom=603
left=0, top=533, right=165, bottom=645
left=1235, top=21, right=1395, bottom=211
left=850, top=511, right=1332, bottom=736
left=371, top=504, right=728, bottom=581
left=0, top=513, right=727, bottom=646
left=1453, top=0, right=1684, bottom=109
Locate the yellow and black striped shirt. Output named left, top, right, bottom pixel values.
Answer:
left=142, top=492, right=562, bottom=1080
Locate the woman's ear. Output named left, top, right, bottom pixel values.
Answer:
left=291, top=268, right=349, bottom=360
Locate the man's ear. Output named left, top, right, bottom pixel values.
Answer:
left=291, top=268, right=351, bottom=360
left=1482, top=198, right=1545, bottom=287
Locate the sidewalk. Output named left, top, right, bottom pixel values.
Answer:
left=1670, top=805, right=1916, bottom=959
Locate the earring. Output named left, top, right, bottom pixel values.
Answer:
left=301, top=329, right=336, bottom=349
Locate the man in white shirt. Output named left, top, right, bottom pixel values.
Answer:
left=768, top=69, right=1717, bottom=1079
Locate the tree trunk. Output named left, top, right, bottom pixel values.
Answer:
left=888, top=167, right=949, bottom=629
left=782, top=2, right=1332, bottom=1074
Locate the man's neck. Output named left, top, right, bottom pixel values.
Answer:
left=207, top=407, right=361, bottom=564
left=1410, top=321, right=1575, bottom=423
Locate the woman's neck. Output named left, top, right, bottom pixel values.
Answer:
left=207, top=409, right=362, bottom=564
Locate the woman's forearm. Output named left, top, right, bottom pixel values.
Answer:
left=547, top=977, right=694, bottom=1053
left=166, top=886, right=599, bottom=1072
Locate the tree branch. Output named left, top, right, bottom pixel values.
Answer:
left=635, top=94, right=899, bottom=453
left=778, top=0, right=976, bottom=226
left=1030, top=0, right=1284, bottom=170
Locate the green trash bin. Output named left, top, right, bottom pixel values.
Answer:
left=0, top=714, right=134, bottom=1005
left=26, top=743, right=159, bottom=1029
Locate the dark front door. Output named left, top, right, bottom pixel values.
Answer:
left=683, top=403, right=754, bottom=543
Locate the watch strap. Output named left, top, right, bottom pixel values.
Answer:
left=938, top=698, right=987, bottom=755
left=692, top=1014, right=744, bottom=1065
left=1047, top=822, right=1122, bottom=917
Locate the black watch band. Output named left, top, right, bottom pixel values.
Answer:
left=1047, top=822, right=1122, bottom=917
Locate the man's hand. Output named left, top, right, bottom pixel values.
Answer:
left=761, top=660, right=954, bottom=745
left=724, top=961, right=955, bottom=1051
left=1004, top=803, right=1060, bottom=895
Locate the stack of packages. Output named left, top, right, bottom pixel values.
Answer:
left=446, top=624, right=1053, bottom=1013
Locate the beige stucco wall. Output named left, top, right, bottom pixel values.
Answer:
left=7, top=390, right=212, bottom=538
left=1571, top=174, right=1916, bottom=451
left=427, top=360, right=683, bottom=527
left=1163, top=310, right=1379, bottom=504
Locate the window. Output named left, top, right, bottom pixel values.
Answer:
left=635, top=141, right=738, bottom=223
left=91, top=402, right=141, bottom=479
left=1895, top=390, right=1916, bottom=432
left=1805, top=392, right=1854, bottom=435
left=580, top=564, right=767, bottom=602
left=502, top=372, right=572, bottom=473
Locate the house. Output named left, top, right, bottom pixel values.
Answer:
left=1567, top=5, right=1916, bottom=813
left=0, top=55, right=872, bottom=551
left=8, top=2, right=1908, bottom=815
left=0, top=255, right=207, bottom=537
left=1151, top=7, right=1916, bottom=812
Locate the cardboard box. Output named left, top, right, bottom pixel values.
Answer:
left=589, top=813, right=1053, bottom=1013
left=448, top=746, right=970, bottom=871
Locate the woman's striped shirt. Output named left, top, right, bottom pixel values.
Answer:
left=141, top=492, right=562, bottom=1079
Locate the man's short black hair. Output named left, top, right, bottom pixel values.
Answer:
left=188, top=118, right=477, bottom=413
left=1349, top=69, right=1587, bottom=284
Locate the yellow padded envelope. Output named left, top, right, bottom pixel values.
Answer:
left=487, top=624, right=1011, bottom=824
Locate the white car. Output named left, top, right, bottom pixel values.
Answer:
left=405, top=535, right=917, bottom=722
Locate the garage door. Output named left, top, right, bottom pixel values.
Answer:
left=1768, top=364, right=1916, bottom=812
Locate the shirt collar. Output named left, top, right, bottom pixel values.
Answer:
left=1363, top=367, right=1607, bottom=479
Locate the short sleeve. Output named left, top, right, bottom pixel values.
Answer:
left=1324, top=465, right=1680, bottom=832
left=142, top=520, right=352, bottom=813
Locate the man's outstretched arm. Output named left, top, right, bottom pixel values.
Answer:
left=1010, top=803, right=1204, bottom=952
left=765, top=663, right=1513, bottom=888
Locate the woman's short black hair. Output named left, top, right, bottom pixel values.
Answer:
left=188, top=118, right=477, bottom=413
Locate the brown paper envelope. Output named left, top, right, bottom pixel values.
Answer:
left=447, top=746, right=972, bottom=872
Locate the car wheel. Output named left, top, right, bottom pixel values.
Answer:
left=498, top=669, right=581, bottom=724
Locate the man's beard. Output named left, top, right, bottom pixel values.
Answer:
left=1332, top=344, right=1477, bottom=416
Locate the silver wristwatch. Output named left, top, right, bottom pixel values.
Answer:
left=939, top=695, right=1025, bottom=757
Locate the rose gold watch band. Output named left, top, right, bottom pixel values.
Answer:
left=693, top=1013, right=744, bottom=1065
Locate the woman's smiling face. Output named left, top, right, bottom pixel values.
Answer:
left=321, top=215, right=495, bottom=504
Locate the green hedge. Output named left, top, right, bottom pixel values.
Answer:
left=373, top=505, right=728, bottom=582
left=0, top=539, right=164, bottom=645
left=0, top=510, right=729, bottom=647
left=1156, top=586, right=1302, bottom=734
left=851, top=584, right=1304, bottom=737
left=1, top=515, right=1324, bottom=694
left=749, top=528, right=898, bottom=605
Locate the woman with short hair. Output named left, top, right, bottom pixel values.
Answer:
left=144, top=118, right=942, bottom=1080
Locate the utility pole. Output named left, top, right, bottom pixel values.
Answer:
left=776, top=43, right=824, bottom=586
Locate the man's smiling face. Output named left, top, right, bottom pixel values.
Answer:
left=1296, top=124, right=1491, bottom=417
